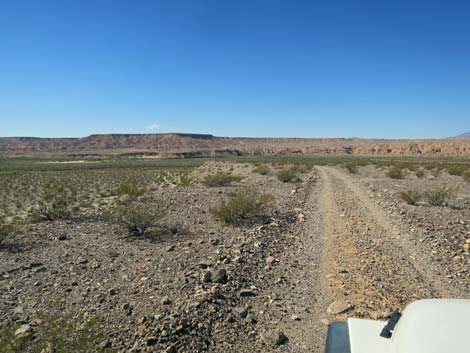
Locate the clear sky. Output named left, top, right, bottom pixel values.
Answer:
left=1, top=0, right=469, bottom=139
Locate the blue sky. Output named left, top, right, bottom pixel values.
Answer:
left=0, top=0, right=469, bottom=138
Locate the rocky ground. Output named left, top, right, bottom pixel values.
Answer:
left=1, top=162, right=470, bottom=352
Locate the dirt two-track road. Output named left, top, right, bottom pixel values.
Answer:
left=2, top=162, right=470, bottom=353
left=281, top=166, right=464, bottom=353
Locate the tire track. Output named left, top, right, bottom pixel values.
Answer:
left=317, top=166, right=449, bottom=323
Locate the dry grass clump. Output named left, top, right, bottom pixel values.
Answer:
left=109, top=201, right=166, bottom=236
left=202, top=172, right=244, bottom=187
left=399, top=190, right=422, bottom=205
left=211, top=188, right=274, bottom=226
left=386, top=166, right=405, bottom=179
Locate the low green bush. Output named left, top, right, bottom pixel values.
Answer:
left=211, top=188, right=274, bottom=226
left=202, top=172, right=244, bottom=187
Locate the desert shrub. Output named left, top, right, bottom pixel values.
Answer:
left=415, top=169, right=425, bottom=178
left=399, top=190, right=422, bottom=205
left=447, top=165, right=467, bottom=176
left=109, top=202, right=166, bottom=236
left=177, top=173, right=194, bottom=187
left=425, top=187, right=455, bottom=207
left=386, top=167, right=404, bottom=179
left=202, top=172, right=244, bottom=187
left=344, top=164, right=358, bottom=174
left=211, top=188, right=274, bottom=226
left=463, top=170, right=470, bottom=183
left=117, top=177, right=146, bottom=198
left=0, top=224, right=16, bottom=246
left=277, top=167, right=300, bottom=182
left=253, top=164, right=271, bottom=175
left=35, top=181, right=77, bottom=221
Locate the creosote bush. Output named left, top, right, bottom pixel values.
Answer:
left=399, top=190, right=422, bottom=205
left=425, top=187, right=456, bottom=207
left=253, top=164, right=271, bottom=175
left=35, top=181, right=77, bottom=221
left=415, top=169, right=425, bottom=178
left=277, top=167, right=301, bottom=182
left=202, top=172, right=244, bottom=187
left=463, top=170, right=470, bottom=183
left=386, top=166, right=405, bottom=179
left=117, top=177, right=147, bottom=198
left=110, top=202, right=166, bottom=236
left=447, top=165, right=467, bottom=176
left=211, top=188, right=274, bottom=226
left=0, top=224, right=16, bottom=246
left=344, top=164, right=358, bottom=174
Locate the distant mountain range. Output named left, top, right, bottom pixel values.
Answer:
left=451, top=132, right=470, bottom=139
left=2, top=133, right=470, bottom=158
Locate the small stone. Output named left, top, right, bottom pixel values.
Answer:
left=202, top=271, right=212, bottom=283
left=166, top=244, right=176, bottom=252
left=100, top=340, right=111, bottom=349
left=15, top=324, right=32, bottom=337
left=261, top=330, right=288, bottom=347
left=233, top=307, right=248, bottom=318
left=57, top=233, right=67, bottom=241
left=108, top=288, right=117, bottom=296
left=146, top=337, right=158, bottom=346
left=108, top=251, right=119, bottom=258
left=165, top=345, right=177, bottom=353
left=214, top=269, right=228, bottom=284
left=327, top=300, right=353, bottom=315
left=291, top=314, right=301, bottom=321
left=266, top=256, right=277, bottom=266
left=161, top=297, right=172, bottom=305
left=239, top=289, right=256, bottom=297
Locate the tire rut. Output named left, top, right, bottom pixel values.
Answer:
left=317, top=166, right=448, bottom=323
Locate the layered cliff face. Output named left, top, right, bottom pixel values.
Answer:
left=1, top=133, right=470, bottom=157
